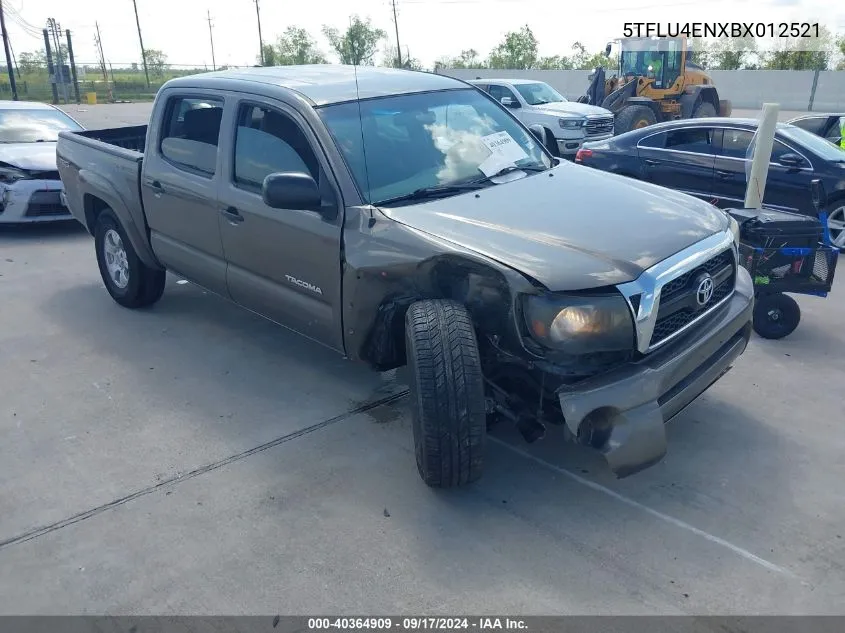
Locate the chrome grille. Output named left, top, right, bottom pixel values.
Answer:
left=585, top=116, right=614, bottom=136
left=649, top=249, right=736, bottom=348
left=616, top=230, right=738, bottom=355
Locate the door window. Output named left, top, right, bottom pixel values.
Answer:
left=788, top=116, right=827, bottom=136
left=159, top=96, right=224, bottom=175
left=233, top=104, right=319, bottom=192
left=638, top=131, right=667, bottom=149
left=718, top=128, right=754, bottom=159
left=664, top=127, right=714, bottom=154
left=487, top=84, right=519, bottom=106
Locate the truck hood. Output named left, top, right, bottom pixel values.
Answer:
left=379, top=164, right=728, bottom=291
left=529, top=101, right=611, bottom=118
left=0, top=142, right=58, bottom=172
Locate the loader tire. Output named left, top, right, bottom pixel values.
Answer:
left=615, top=105, right=657, bottom=134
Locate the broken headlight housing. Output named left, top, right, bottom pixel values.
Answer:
left=523, top=292, right=635, bottom=355
left=0, top=166, right=27, bottom=184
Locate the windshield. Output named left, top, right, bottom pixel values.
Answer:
left=318, top=88, right=551, bottom=205
left=0, top=108, right=83, bottom=143
left=779, top=124, right=845, bottom=162
left=513, top=82, right=566, bottom=106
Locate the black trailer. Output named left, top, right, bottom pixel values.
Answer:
left=728, top=182, right=839, bottom=339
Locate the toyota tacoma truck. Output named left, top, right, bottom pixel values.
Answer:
left=57, top=65, right=753, bottom=488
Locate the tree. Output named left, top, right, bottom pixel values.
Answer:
left=762, top=26, right=835, bottom=70
left=382, top=45, right=422, bottom=70
left=710, top=36, right=757, bottom=70
left=439, top=49, right=483, bottom=69
left=270, top=26, right=327, bottom=65
left=260, top=44, right=277, bottom=66
left=536, top=55, right=571, bottom=70
left=487, top=25, right=538, bottom=69
left=322, top=16, right=386, bottom=66
left=687, top=37, right=714, bottom=68
left=837, top=34, right=845, bottom=70
left=18, top=51, right=46, bottom=74
left=145, top=49, right=169, bottom=77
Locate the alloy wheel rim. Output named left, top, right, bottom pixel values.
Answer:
left=103, top=229, right=130, bottom=289
left=828, top=206, right=845, bottom=249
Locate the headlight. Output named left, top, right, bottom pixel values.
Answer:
left=559, top=118, right=584, bottom=129
left=727, top=214, right=740, bottom=247
left=523, top=293, right=635, bottom=354
left=0, top=166, right=27, bottom=183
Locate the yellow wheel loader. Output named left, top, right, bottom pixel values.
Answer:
left=578, top=37, right=732, bottom=134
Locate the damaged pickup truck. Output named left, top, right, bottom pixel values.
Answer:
left=57, top=66, right=754, bottom=488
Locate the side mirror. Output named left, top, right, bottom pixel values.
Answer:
left=604, top=43, right=612, bottom=57
left=528, top=124, right=547, bottom=147
left=500, top=96, right=518, bottom=108
left=262, top=172, right=321, bottom=212
left=778, top=153, right=806, bottom=169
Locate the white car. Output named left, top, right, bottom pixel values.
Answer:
left=468, top=79, right=614, bottom=157
left=0, top=101, right=83, bottom=224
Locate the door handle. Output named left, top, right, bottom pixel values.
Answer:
left=146, top=179, right=164, bottom=196
left=716, top=170, right=733, bottom=179
left=221, top=206, right=244, bottom=224
left=643, top=158, right=660, bottom=166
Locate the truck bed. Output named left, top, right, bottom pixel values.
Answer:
left=73, top=125, right=148, bottom=153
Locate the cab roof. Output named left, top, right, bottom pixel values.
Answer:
left=163, top=65, right=469, bottom=107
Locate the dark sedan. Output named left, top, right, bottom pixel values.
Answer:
left=787, top=113, right=843, bottom=147
left=575, top=117, right=845, bottom=248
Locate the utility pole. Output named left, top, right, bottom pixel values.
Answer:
left=65, top=30, right=81, bottom=104
left=95, top=21, right=114, bottom=102
left=42, top=28, right=58, bottom=103
left=131, top=0, right=150, bottom=87
left=207, top=10, right=216, bottom=70
left=48, top=18, right=68, bottom=103
left=0, top=0, right=19, bottom=99
left=391, top=0, right=402, bottom=68
left=254, top=0, right=264, bottom=65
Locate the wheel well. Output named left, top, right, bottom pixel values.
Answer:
left=361, top=257, right=516, bottom=371
left=83, top=194, right=110, bottom=235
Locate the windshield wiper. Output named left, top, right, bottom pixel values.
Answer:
left=374, top=181, right=489, bottom=206
left=478, top=164, right=548, bottom=180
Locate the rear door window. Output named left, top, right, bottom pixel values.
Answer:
left=159, top=96, right=224, bottom=176
left=664, top=127, right=715, bottom=154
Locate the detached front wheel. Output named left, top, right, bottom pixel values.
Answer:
left=405, top=300, right=486, bottom=488
left=94, top=209, right=166, bottom=309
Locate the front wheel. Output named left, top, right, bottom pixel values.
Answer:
left=615, top=105, right=657, bottom=134
left=753, top=292, right=800, bottom=340
left=94, top=209, right=166, bottom=309
left=405, top=300, right=486, bottom=488
left=825, top=202, right=845, bottom=250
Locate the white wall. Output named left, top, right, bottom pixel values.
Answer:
left=437, top=68, right=845, bottom=112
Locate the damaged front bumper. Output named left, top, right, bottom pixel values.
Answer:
left=556, top=266, right=754, bottom=478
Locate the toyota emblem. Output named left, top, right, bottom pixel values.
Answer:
left=696, top=275, right=714, bottom=306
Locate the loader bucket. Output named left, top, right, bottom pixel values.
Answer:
left=719, top=99, right=732, bottom=117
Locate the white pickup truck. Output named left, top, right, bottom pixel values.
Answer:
left=469, top=78, right=614, bottom=158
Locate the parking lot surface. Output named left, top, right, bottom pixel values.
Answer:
left=0, top=103, right=843, bottom=615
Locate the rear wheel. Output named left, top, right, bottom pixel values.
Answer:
left=94, top=209, right=166, bottom=309
left=753, top=293, right=800, bottom=340
left=692, top=101, right=717, bottom=118
left=405, top=300, right=486, bottom=488
left=615, top=105, right=657, bottom=134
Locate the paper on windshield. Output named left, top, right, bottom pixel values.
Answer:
left=478, top=131, right=529, bottom=177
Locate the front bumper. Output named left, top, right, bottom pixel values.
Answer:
left=556, top=132, right=613, bottom=156
left=556, top=266, right=754, bottom=478
left=0, top=180, right=72, bottom=224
